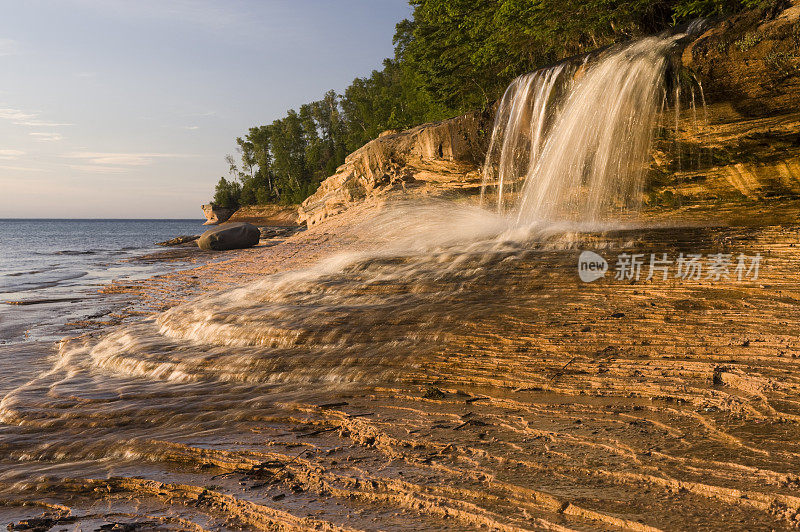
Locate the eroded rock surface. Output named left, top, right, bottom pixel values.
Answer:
left=6, top=203, right=800, bottom=531
left=226, top=204, right=300, bottom=226
left=298, top=109, right=493, bottom=226
left=641, top=1, right=800, bottom=211
left=683, top=0, right=800, bottom=117
left=201, top=204, right=236, bottom=225
left=299, top=2, right=800, bottom=228
left=155, top=235, right=200, bottom=247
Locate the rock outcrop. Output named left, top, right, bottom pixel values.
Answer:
left=197, top=222, right=260, bottom=251
left=297, top=2, right=800, bottom=227
left=156, top=235, right=200, bottom=247
left=643, top=0, right=800, bottom=210
left=298, top=109, right=493, bottom=226
left=201, top=204, right=236, bottom=225
left=683, top=0, right=800, bottom=117
left=226, top=204, right=300, bottom=226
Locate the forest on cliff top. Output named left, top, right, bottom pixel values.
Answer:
left=211, top=0, right=767, bottom=208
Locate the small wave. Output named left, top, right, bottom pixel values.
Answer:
left=5, top=269, right=48, bottom=277
left=5, top=297, right=82, bottom=306
left=53, top=250, right=99, bottom=256
left=35, top=246, right=145, bottom=256
left=0, top=271, right=89, bottom=293
left=32, top=248, right=123, bottom=256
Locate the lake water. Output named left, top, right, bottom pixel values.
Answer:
left=0, top=219, right=207, bottom=343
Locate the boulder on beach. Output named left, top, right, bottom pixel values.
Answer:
left=197, top=222, right=260, bottom=251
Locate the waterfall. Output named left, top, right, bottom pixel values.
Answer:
left=482, top=35, right=685, bottom=225
left=481, top=62, right=578, bottom=213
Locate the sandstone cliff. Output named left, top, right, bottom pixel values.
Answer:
left=297, top=1, right=800, bottom=227
left=298, top=110, right=493, bottom=225
left=226, top=204, right=300, bottom=226
left=646, top=0, right=800, bottom=212
left=201, top=204, right=236, bottom=225
left=684, top=0, right=800, bottom=117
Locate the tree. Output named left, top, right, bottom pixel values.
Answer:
left=211, top=0, right=763, bottom=206
left=212, top=177, right=241, bottom=209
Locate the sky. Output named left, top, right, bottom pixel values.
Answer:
left=0, top=0, right=412, bottom=219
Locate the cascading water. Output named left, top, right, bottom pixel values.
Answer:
left=480, top=62, right=578, bottom=212
left=482, top=35, right=686, bottom=225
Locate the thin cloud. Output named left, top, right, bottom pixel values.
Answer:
left=30, top=132, right=64, bottom=142
left=16, top=118, right=72, bottom=127
left=181, top=125, right=200, bottom=130
left=67, top=164, right=130, bottom=174
left=0, top=164, right=40, bottom=172
left=0, top=107, right=72, bottom=127
left=0, top=108, right=35, bottom=121
left=64, top=151, right=195, bottom=170
left=0, top=149, right=25, bottom=160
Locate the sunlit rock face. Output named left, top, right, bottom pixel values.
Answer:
left=301, top=3, right=800, bottom=228
left=298, top=109, right=493, bottom=226
left=225, top=204, right=301, bottom=226
left=683, top=1, right=800, bottom=117
left=201, top=203, right=236, bottom=225
left=656, top=3, right=800, bottom=209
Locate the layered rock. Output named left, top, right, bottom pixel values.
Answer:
left=201, top=204, right=236, bottom=225
left=156, top=235, right=200, bottom=247
left=298, top=110, right=493, bottom=226
left=647, top=102, right=800, bottom=209
left=226, top=204, right=300, bottom=226
left=643, top=1, right=800, bottom=210
left=683, top=0, right=800, bottom=117
left=294, top=2, right=800, bottom=227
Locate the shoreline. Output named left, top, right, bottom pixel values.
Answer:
left=94, top=203, right=376, bottom=324
left=106, top=196, right=800, bottom=320
left=0, top=221, right=210, bottom=344
left=4, top=199, right=800, bottom=530
left=67, top=196, right=800, bottom=337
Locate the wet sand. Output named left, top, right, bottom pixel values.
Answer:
left=3, top=199, right=800, bottom=531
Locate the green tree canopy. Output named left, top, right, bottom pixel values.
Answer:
left=211, top=0, right=766, bottom=208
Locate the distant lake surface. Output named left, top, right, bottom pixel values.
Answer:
left=0, top=219, right=207, bottom=343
